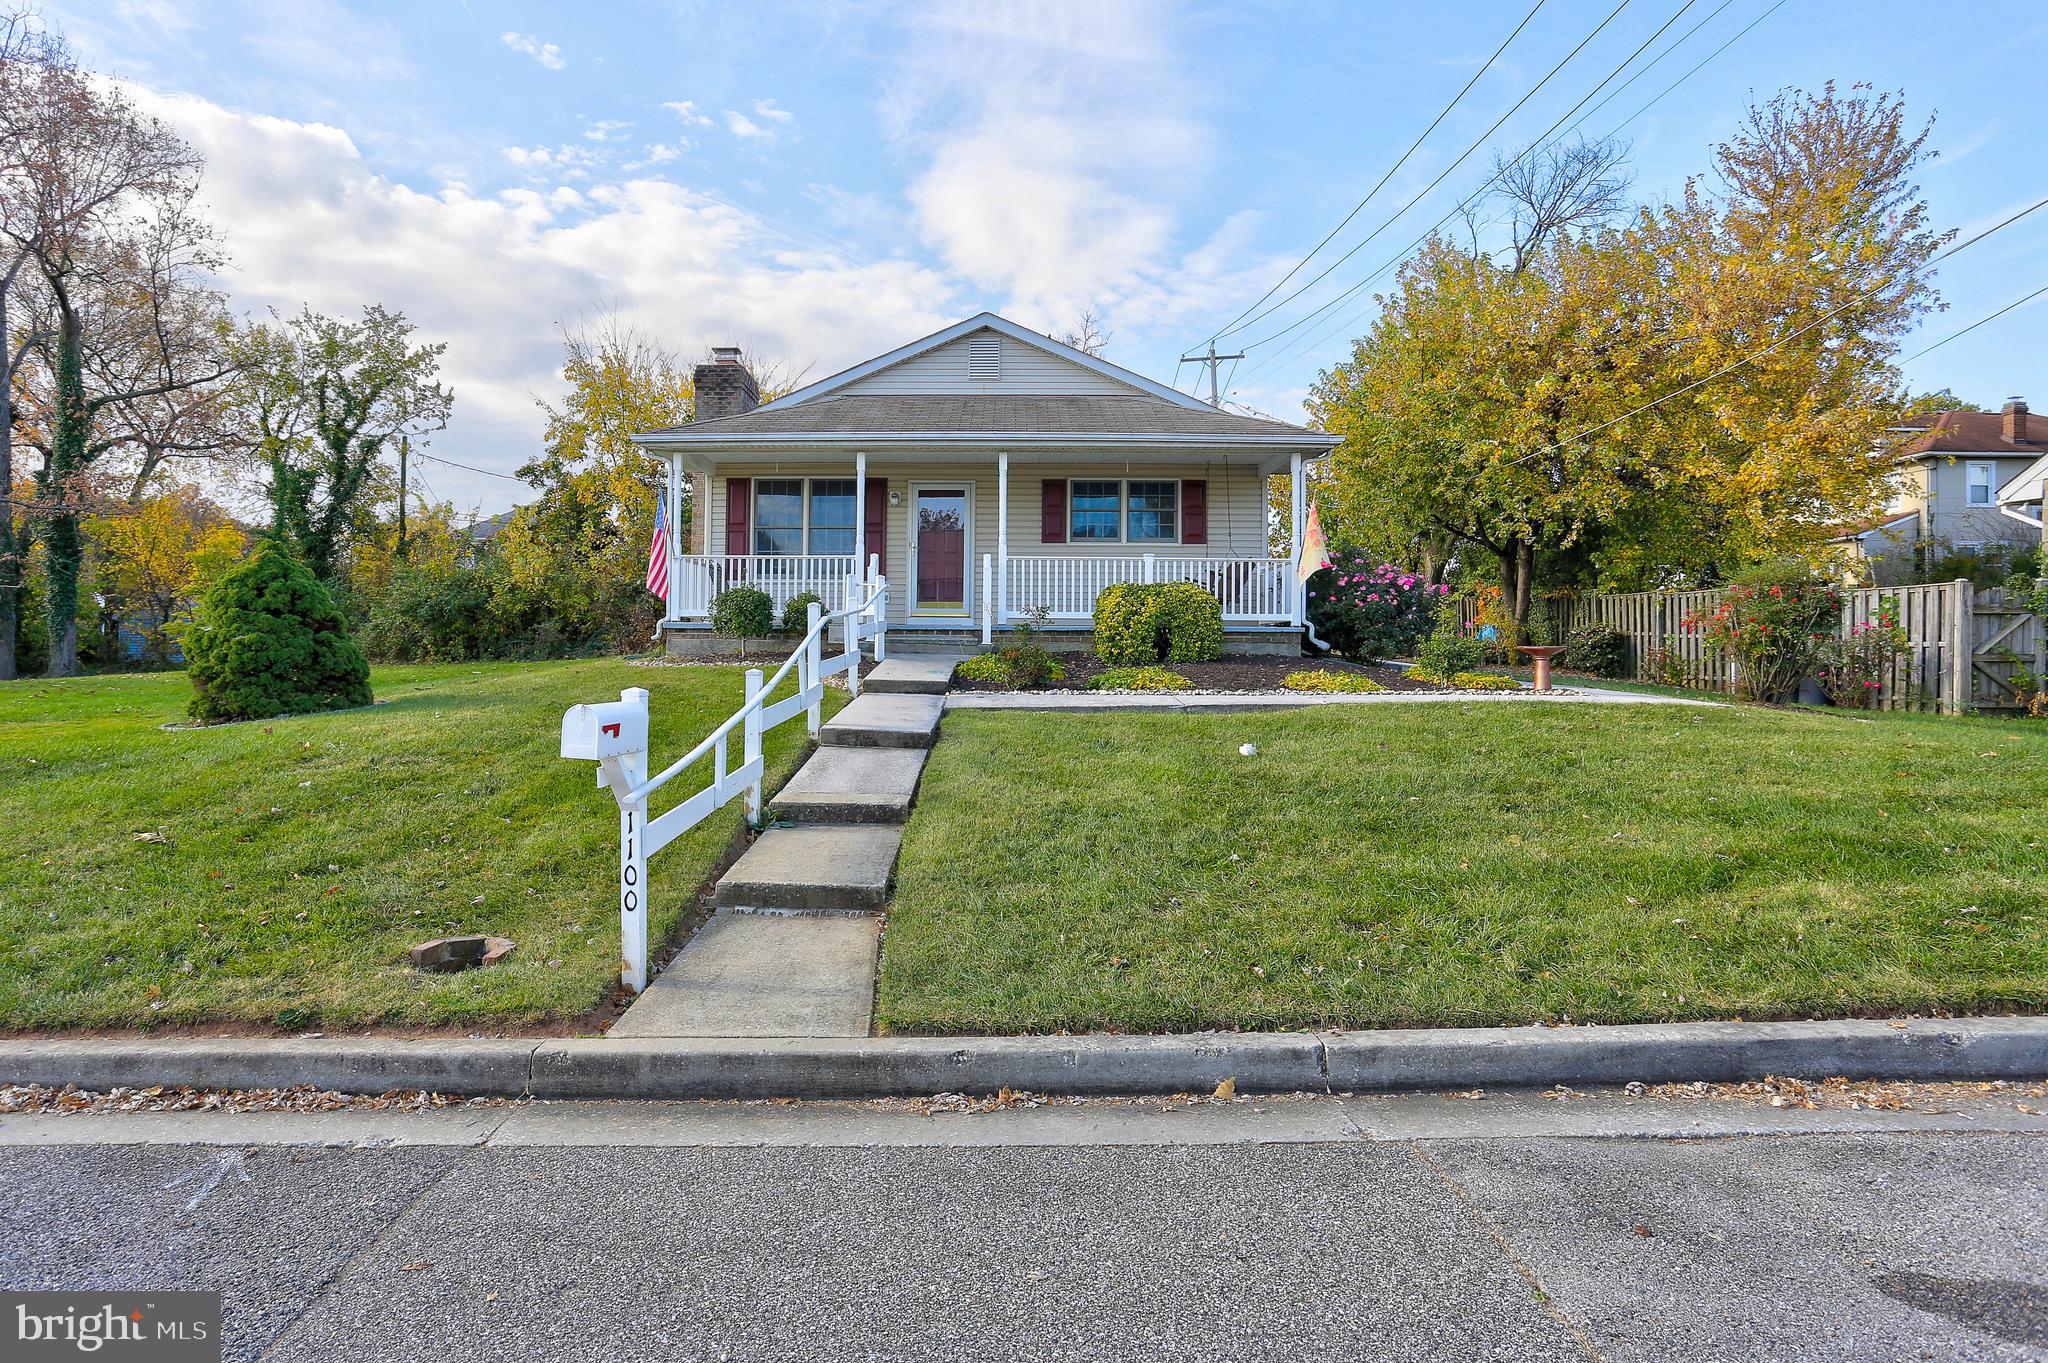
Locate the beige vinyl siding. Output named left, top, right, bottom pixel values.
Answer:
left=707, top=459, right=1274, bottom=626
left=836, top=329, right=1149, bottom=398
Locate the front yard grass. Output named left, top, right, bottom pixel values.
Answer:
left=878, top=703, right=2047, bottom=1034
left=0, top=659, right=835, bottom=1030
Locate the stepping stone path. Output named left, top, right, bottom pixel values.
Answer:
left=610, top=655, right=963, bottom=1040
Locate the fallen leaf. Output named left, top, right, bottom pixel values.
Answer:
left=1213, top=1078, right=1237, bottom=1100
left=400, top=1262, right=434, bottom=1273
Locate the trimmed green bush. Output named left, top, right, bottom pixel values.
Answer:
left=780, top=591, right=824, bottom=632
left=710, top=585, right=775, bottom=657
left=1562, top=624, right=1628, bottom=678
left=1089, top=666, right=1190, bottom=691
left=1093, top=582, right=1224, bottom=666
left=1411, top=624, right=1485, bottom=683
left=184, top=542, right=372, bottom=723
left=1283, top=670, right=1386, bottom=693
left=955, top=649, right=1067, bottom=687
left=1449, top=671, right=1522, bottom=690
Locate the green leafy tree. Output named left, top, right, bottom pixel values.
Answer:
left=233, top=305, right=452, bottom=584
left=183, top=541, right=371, bottom=722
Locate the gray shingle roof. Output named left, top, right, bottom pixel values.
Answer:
left=640, top=395, right=1330, bottom=443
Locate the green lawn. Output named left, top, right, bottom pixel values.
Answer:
left=0, top=659, right=835, bottom=1030
left=879, top=702, right=2048, bottom=1034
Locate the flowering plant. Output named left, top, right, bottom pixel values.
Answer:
left=1683, top=565, right=1842, bottom=704
left=1816, top=597, right=1906, bottom=709
left=1305, top=550, right=1448, bottom=661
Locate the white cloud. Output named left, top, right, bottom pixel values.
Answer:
left=623, top=143, right=682, bottom=172
left=582, top=119, right=632, bottom=142
left=879, top=0, right=1254, bottom=330
left=133, top=87, right=958, bottom=510
left=752, top=98, right=795, bottom=125
left=662, top=100, right=713, bottom=127
left=500, top=31, right=565, bottom=70
left=724, top=110, right=774, bottom=141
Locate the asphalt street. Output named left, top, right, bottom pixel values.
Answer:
left=2, top=1091, right=2043, bottom=1362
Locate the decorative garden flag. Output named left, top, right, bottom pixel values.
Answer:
left=645, top=490, right=670, bottom=600
left=1296, top=499, right=1331, bottom=582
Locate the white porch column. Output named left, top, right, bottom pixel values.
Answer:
left=853, top=450, right=867, bottom=608
left=1289, top=452, right=1306, bottom=627
left=997, top=450, right=1010, bottom=625
left=665, top=456, right=685, bottom=621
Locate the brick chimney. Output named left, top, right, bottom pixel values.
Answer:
left=2004, top=396, right=2029, bottom=444
left=693, top=346, right=760, bottom=422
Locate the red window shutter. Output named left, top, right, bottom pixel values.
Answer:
left=724, top=477, right=750, bottom=556
left=864, top=480, right=888, bottom=577
left=1041, top=480, right=1067, bottom=543
left=1182, top=480, right=1207, bottom=545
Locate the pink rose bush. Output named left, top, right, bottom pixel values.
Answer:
left=1305, top=550, right=1447, bottom=660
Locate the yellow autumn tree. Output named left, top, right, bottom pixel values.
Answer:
left=1311, top=84, right=1947, bottom=627
left=86, top=483, right=246, bottom=664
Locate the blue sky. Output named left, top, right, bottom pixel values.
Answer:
left=46, top=0, right=2048, bottom=513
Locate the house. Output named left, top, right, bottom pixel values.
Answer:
left=1834, top=398, right=2045, bottom=583
left=633, top=313, right=1339, bottom=654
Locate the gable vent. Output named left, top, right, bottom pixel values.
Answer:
left=968, top=336, right=1000, bottom=382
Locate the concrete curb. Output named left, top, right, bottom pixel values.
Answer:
left=943, top=689, right=1716, bottom=712
left=2, top=1017, right=2041, bottom=1100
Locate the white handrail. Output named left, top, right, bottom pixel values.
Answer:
left=625, top=574, right=884, bottom=806
left=560, top=563, right=889, bottom=993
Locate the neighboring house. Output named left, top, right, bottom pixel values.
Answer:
left=1832, top=398, right=2045, bottom=583
left=633, top=313, right=1338, bottom=654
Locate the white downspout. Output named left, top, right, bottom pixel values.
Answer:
left=854, top=449, right=867, bottom=614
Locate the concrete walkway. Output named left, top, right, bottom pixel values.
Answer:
left=610, top=656, right=962, bottom=1040
left=948, top=685, right=1721, bottom=712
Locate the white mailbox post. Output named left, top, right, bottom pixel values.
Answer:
left=560, top=688, right=655, bottom=992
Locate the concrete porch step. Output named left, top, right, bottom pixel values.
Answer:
left=714, top=824, right=904, bottom=914
left=609, top=910, right=879, bottom=1038
left=864, top=655, right=966, bottom=694
left=770, top=747, right=929, bottom=825
left=819, top=692, right=944, bottom=749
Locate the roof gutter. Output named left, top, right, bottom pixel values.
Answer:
left=629, top=432, right=1337, bottom=452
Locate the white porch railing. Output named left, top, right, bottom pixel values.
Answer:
left=999, top=554, right=1296, bottom=625
left=668, top=554, right=861, bottom=620
left=563, top=565, right=889, bottom=993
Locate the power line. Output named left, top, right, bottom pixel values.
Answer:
left=1231, top=0, right=1780, bottom=393
left=1213, top=0, right=1646, bottom=346
left=1203, top=0, right=1550, bottom=345
left=1521, top=193, right=2048, bottom=458
left=1902, top=282, right=2048, bottom=361
left=412, top=450, right=528, bottom=482
left=1231, top=0, right=1699, bottom=358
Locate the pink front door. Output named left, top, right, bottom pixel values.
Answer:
left=913, top=488, right=969, bottom=611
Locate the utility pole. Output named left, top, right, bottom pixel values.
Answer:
left=1179, top=341, right=1244, bottom=408
left=396, top=435, right=410, bottom=559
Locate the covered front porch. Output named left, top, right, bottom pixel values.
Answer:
left=655, top=447, right=1315, bottom=648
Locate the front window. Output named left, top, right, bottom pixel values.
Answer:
left=753, top=479, right=804, bottom=555
left=1126, top=481, right=1179, bottom=542
left=1070, top=481, right=1122, bottom=541
left=808, top=479, right=857, bottom=555
left=1966, top=462, right=1994, bottom=507
left=1068, top=478, right=1181, bottom=543
left=753, top=477, right=856, bottom=555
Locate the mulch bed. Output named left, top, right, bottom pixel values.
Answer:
left=949, top=653, right=1459, bottom=695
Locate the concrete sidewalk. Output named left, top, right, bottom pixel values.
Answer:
left=5, top=1015, right=2042, bottom=1102
left=945, top=685, right=1719, bottom=711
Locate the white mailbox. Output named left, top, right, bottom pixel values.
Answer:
left=560, top=693, right=649, bottom=761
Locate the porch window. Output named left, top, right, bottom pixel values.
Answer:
left=752, top=477, right=856, bottom=555
left=808, top=479, right=857, bottom=555
left=753, top=479, right=805, bottom=555
left=1066, top=478, right=1181, bottom=543
left=1126, top=481, right=1179, bottom=542
left=1070, top=481, right=1122, bottom=541
left=1966, top=462, right=1994, bottom=506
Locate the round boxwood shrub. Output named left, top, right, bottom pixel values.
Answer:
left=183, top=542, right=372, bottom=723
left=1411, top=624, right=1485, bottom=683
left=710, top=584, right=775, bottom=656
left=1093, top=582, right=1224, bottom=665
left=780, top=590, right=824, bottom=633
left=1562, top=623, right=1628, bottom=678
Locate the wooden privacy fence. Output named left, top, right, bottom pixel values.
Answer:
left=1460, top=580, right=2044, bottom=714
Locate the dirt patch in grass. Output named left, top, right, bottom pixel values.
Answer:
left=950, top=653, right=1452, bottom=694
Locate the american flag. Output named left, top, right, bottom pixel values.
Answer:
left=645, top=489, right=670, bottom=601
